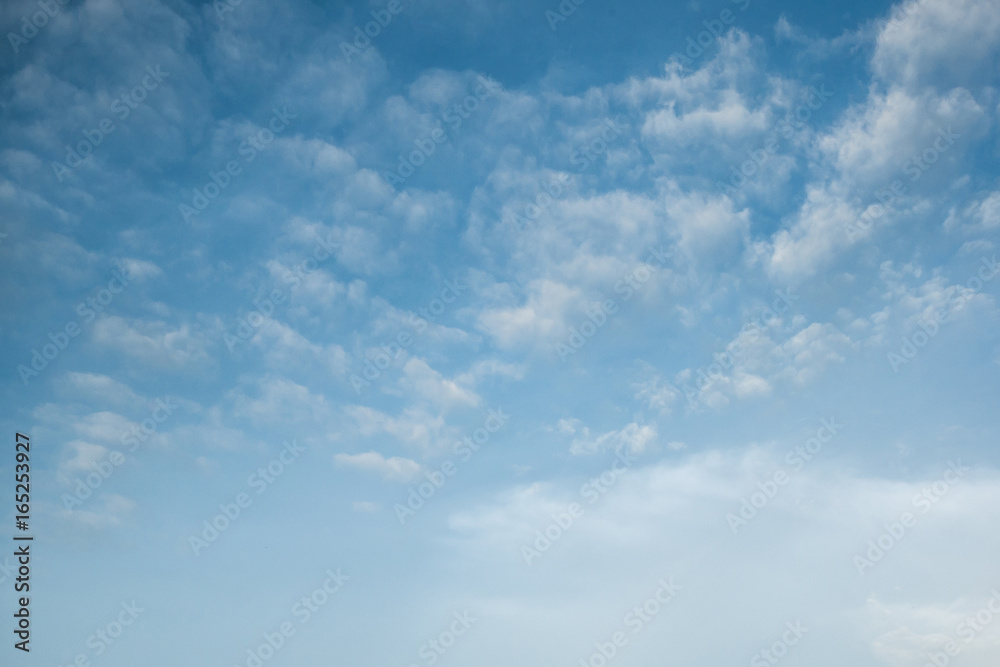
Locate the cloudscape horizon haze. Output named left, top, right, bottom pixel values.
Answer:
left=2, top=0, right=1000, bottom=665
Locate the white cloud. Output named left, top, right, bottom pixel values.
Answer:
left=765, top=183, right=861, bottom=280
left=634, top=373, right=681, bottom=415
left=230, top=376, right=333, bottom=428
left=776, top=323, right=857, bottom=385
left=643, top=90, right=769, bottom=146
left=351, top=501, right=381, bottom=513
left=393, top=358, right=481, bottom=410
left=91, top=316, right=214, bottom=370
left=71, top=410, right=136, bottom=444
left=872, top=0, right=1000, bottom=90
left=476, top=279, right=582, bottom=348
left=759, top=0, right=991, bottom=282
left=862, top=259, right=999, bottom=347
left=944, top=190, right=1000, bottom=234
left=334, top=451, right=423, bottom=482
left=664, top=185, right=749, bottom=264
left=57, top=372, right=143, bottom=409
left=569, top=422, right=657, bottom=456
left=454, top=359, right=527, bottom=385
left=552, top=418, right=581, bottom=436
left=119, top=258, right=163, bottom=281
left=675, top=319, right=857, bottom=410
left=252, top=319, right=350, bottom=378
left=444, top=449, right=1000, bottom=666
left=59, top=440, right=109, bottom=477
left=341, top=405, right=455, bottom=455
left=56, top=493, right=135, bottom=529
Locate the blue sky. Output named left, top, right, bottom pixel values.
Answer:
left=2, top=0, right=1000, bottom=664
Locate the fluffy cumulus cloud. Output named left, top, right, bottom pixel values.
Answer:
left=3, top=0, right=1000, bottom=664
left=872, top=0, right=1000, bottom=89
